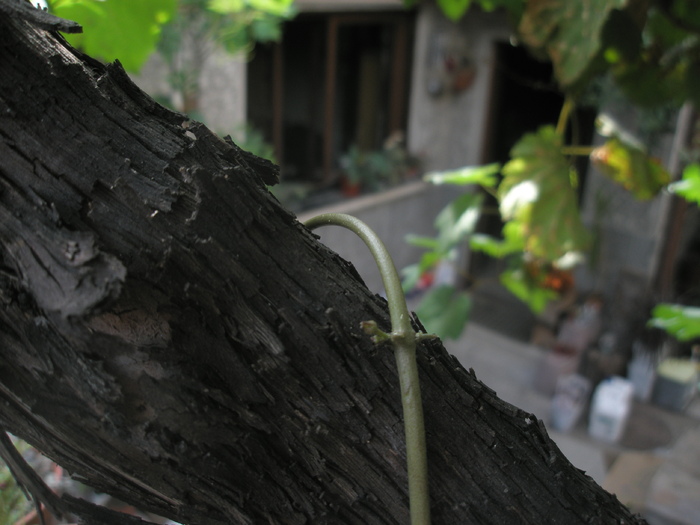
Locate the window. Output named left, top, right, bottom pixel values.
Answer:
left=247, top=11, right=414, bottom=184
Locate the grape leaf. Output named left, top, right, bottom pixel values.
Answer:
left=591, top=137, right=671, bottom=200
left=669, top=163, right=700, bottom=205
left=518, top=0, right=627, bottom=88
left=649, top=304, right=700, bottom=342
left=423, top=163, right=501, bottom=188
left=434, top=192, right=484, bottom=250
left=469, top=222, right=525, bottom=258
left=416, top=285, right=471, bottom=340
left=48, top=0, right=177, bottom=73
left=499, top=126, right=590, bottom=261
left=500, top=267, right=558, bottom=314
left=436, top=0, right=472, bottom=21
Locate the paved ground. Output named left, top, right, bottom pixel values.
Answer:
left=448, top=321, right=700, bottom=524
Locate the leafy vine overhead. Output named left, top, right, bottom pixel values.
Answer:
left=46, top=0, right=295, bottom=73
left=46, top=0, right=296, bottom=123
left=403, top=0, right=700, bottom=339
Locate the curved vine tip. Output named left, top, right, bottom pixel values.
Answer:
left=305, top=212, right=431, bottom=525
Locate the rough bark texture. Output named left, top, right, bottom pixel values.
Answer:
left=0, top=4, right=646, bottom=524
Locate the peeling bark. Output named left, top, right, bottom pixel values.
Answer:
left=0, top=3, right=646, bottom=524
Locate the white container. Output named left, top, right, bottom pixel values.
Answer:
left=588, top=376, right=634, bottom=443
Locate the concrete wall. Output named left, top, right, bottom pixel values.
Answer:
left=130, top=45, right=247, bottom=137
left=298, top=181, right=464, bottom=294
left=406, top=5, right=510, bottom=172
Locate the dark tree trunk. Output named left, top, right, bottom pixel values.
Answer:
left=0, top=4, right=645, bottom=524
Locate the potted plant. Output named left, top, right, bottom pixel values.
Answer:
left=339, top=134, right=420, bottom=196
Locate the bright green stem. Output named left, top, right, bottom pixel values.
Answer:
left=561, top=145, right=596, bottom=157
left=556, top=96, right=575, bottom=137
left=305, top=212, right=431, bottom=525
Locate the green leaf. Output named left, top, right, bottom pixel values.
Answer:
left=591, top=137, right=671, bottom=199
left=424, top=163, right=501, bottom=188
left=649, top=303, right=700, bottom=341
left=500, top=267, right=558, bottom=314
left=405, top=235, right=441, bottom=250
left=476, top=0, right=525, bottom=16
left=669, top=163, right=700, bottom=205
left=416, top=285, right=471, bottom=339
left=518, top=0, right=627, bottom=87
left=434, top=192, right=484, bottom=250
left=251, top=16, right=283, bottom=42
left=401, top=263, right=423, bottom=291
left=500, top=126, right=591, bottom=260
left=48, top=0, right=178, bottom=73
left=613, top=59, right=686, bottom=108
left=609, top=7, right=698, bottom=108
left=436, top=0, right=472, bottom=21
left=209, top=0, right=295, bottom=17
left=666, top=1, right=700, bottom=33
left=417, top=250, right=447, bottom=274
left=469, top=222, right=525, bottom=258
left=0, top=439, right=33, bottom=522
left=601, top=8, right=642, bottom=65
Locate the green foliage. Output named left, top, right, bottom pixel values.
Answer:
left=435, top=0, right=472, bottom=21
left=49, top=0, right=295, bottom=121
left=415, top=285, right=472, bottom=339
left=649, top=304, right=700, bottom=342
left=411, top=0, right=700, bottom=339
left=500, top=126, right=591, bottom=260
left=512, top=0, right=700, bottom=106
left=424, top=163, right=500, bottom=188
left=404, top=127, right=593, bottom=336
left=500, top=266, right=558, bottom=313
left=210, top=0, right=295, bottom=18
left=469, top=222, right=524, bottom=258
left=47, top=0, right=178, bottom=72
left=341, top=141, right=418, bottom=192
left=610, top=6, right=700, bottom=108
left=402, top=191, right=484, bottom=339
left=1, top=443, right=33, bottom=525
left=518, top=0, right=627, bottom=88
left=206, top=0, right=296, bottom=53
left=403, top=192, right=483, bottom=293
left=435, top=192, right=485, bottom=250
left=591, top=136, right=671, bottom=200
left=669, top=163, right=700, bottom=205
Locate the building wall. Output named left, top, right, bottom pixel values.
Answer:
left=406, top=5, right=511, bottom=172
left=130, top=45, right=247, bottom=137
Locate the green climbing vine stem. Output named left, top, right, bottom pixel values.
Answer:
left=561, top=145, right=596, bottom=156
left=304, top=212, right=431, bottom=525
left=555, top=95, right=575, bottom=137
